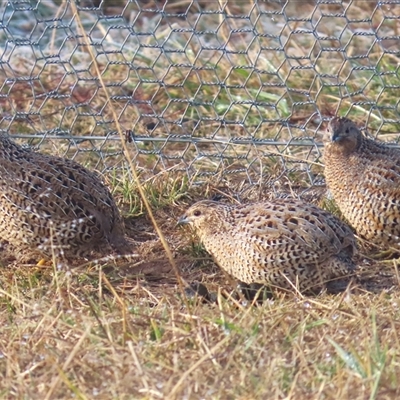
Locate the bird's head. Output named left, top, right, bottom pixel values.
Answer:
left=178, top=200, right=225, bottom=233
left=324, top=117, right=362, bottom=154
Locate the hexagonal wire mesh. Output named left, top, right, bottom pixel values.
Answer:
left=0, top=0, right=399, bottom=194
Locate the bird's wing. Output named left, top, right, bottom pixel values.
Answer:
left=363, top=160, right=400, bottom=190
left=0, top=151, right=118, bottom=242
left=231, top=204, right=350, bottom=269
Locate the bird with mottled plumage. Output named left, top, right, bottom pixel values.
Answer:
left=0, top=136, right=131, bottom=262
left=179, top=199, right=356, bottom=294
left=323, top=116, right=400, bottom=250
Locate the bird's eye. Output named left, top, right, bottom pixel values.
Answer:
left=193, top=210, right=202, bottom=216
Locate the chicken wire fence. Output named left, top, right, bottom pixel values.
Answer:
left=0, top=0, right=400, bottom=188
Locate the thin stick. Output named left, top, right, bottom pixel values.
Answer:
left=70, top=3, right=191, bottom=311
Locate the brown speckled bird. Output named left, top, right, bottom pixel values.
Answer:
left=324, top=116, right=400, bottom=250
left=0, top=136, right=130, bottom=262
left=179, top=200, right=356, bottom=294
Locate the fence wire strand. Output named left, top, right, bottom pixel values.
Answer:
left=0, top=0, right=400, bottom=187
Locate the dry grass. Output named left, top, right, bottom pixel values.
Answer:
left=2, top=268, right=400, bottom=399
left=0, top=176, right=399, bottom=399
left=1, top=1, right=400, bottom=399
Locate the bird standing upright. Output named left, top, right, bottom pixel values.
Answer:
left=323, top=116, right=400, bottom=251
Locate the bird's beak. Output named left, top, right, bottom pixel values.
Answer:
left=177, top=215, right=189, bottom=225
left=331, top=132, right=341, bottom=142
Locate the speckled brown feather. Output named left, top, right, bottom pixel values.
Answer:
left=179, top=199, right=356, bottom=293
left=0, top=136, right=130, bottom=261
left=324, top=116, right=400, bottom=250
